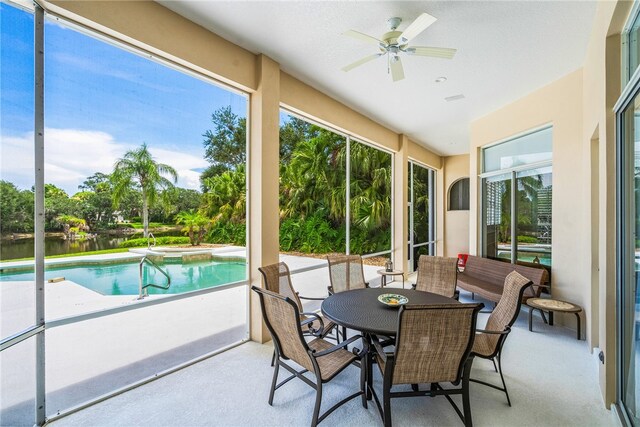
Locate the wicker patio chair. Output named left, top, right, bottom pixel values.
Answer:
left=327, top=254, right=369, bottom=294
left=469, top=271, right=532, bottom=406
left=259, top=262, right=339, bottom=365
left=413, top=255, right=460, bottom=299
left=368, top=302, right=484, bottom=427
left=326, top=254, right=369, bottom=341
left=252, top=286, right=367, bottom=427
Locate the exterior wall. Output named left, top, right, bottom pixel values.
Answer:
left=468, top=0, right=632, bottom=408
left=443, top=155, right=470, bottom=258
left=469, top=69, right=585, bottom=312
left=582, top=0, right=624, bottom=408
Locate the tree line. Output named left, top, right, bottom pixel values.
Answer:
left=1, top=106, right=404, bottom=254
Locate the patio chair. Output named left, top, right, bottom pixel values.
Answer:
left=413, top=255, right=460, bottom=300
left=259, top=262, right=339, bottom=365
left=368, top=302, right=484, bottom=427
left=469, top=271, right=532, bottom=406
left=252, top=286, right=367, bottom=427
left=326, top=254, right=369, bottom=294
left=326, top=254, right=369, bottom=340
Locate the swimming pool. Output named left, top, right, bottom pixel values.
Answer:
left=0, top=259, right=247, bottom=296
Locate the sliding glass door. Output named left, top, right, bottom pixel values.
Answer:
left=408, top=161, right=436, bottom=272
left=618, top=85, right=640, bottom=426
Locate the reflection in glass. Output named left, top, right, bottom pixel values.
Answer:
left=621, top=95, right=640, bottom=423
left=482, top=127, right=552, bottom=173
left=516, top=168, right=552, bottom=267
left=630, top=11, right=640, bottom=80
left=482, top=173, right=511, bottom=262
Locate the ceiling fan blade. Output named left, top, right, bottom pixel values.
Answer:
left=342, top=53, right=383, bottom=72
left=398, top=12, right=437, bottom=44
left=390, top=57, right=405, bottom=82
left=343, top=29, right=383, bottom=46
left=406, top=46, right=456, bottom=59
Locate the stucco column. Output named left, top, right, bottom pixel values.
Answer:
left=249, top=55, right=280, bottom=343
left=393, top=135, right=409, bottom=273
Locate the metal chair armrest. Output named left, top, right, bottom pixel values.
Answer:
left=300, top=312, right=325, bottom=336
left=370, top=334, right=394, bottom=362
left=312, top=335, right=365, bottom=358
left=297, top=291, right=325, bottom=301
left=476, top=326, right=511, bottom=335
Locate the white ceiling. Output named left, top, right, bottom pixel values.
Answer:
left=158, top=1, right=597, bottom=156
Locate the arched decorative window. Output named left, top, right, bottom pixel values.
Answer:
left=448, top=178, right=469, bottom=211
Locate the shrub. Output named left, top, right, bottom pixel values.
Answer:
left=517, top=235, right=538, bottom=244
left=206, top=221, right=246, bottom=246
left=118, top=236, right=190, bottom=248
left=279, top=214, right=339, bottom=253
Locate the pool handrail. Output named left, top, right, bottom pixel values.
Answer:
left=138, top=255, right=171, bottom=300
left=147, top=232, right=157, bottom=249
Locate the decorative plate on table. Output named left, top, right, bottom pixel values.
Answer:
left=378, top=293, right=409, bottom=307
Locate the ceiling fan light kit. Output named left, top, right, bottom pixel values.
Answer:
left=342, top=12, right=457, bottom=82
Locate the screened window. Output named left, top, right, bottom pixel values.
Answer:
left=448, top=178, right=469, bottom=211
left=278, top=111, right=393, bottom=299
left=0, top=2, right=250, bottom=422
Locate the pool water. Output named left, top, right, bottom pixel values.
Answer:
left=0, top=260, right=247, bottom=296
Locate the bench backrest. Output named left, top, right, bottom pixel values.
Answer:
left=464, top=255, right=549, bottom=295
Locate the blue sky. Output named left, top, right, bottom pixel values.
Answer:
left=1, top=3, right=247, bottom=194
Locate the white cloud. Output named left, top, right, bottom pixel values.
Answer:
left=0, top=128, right=206, bottom=194
left=153, top=147, right=208, bottom=190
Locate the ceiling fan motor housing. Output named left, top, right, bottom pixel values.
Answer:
left=380, top=31, right=405, bottom=51
left=387, top=17, right=402, bottom=31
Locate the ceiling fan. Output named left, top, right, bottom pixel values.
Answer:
left=341, top=13, right=456, bottom=82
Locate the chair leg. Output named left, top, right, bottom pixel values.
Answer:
left=411, top=384, right=419, bottom=392
left=462, top=359, right=474, bottom=427
left=383, top=381, right=392, bottom=427
left=268, top=360, right=280, bottom=406
left=491, top=358, right=498, bottom=373
left=496, top=353, right=511, bottom=407
left=311, top=381, right=323, bottom=427
left=360, top=355, right=368, bottom=409
left=270, top=350, right=276, bottom=367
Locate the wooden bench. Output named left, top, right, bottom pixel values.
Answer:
left=457, top=255, right=549, bottom=303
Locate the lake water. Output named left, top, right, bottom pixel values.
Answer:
left=0, top=230, right=183, bottom=260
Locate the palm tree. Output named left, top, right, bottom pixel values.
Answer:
left=111, top=143, right=178, bottom=238
left=176, top=210, right=210, bottom=245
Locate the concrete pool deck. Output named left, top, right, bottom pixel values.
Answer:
left=1, top=248, right=396, bottom=425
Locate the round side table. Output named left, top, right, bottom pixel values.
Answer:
left=376, top=269, right=405, bottom=288
left=527, top=297, right=583, bottom=340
